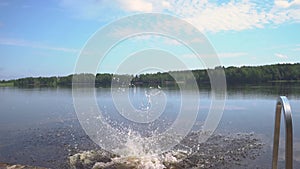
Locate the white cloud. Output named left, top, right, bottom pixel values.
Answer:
left=0, top=38, right=78, bottom=53
left=119, top=0, right=153, bottom=12
left=60, top=0, right=300, bottom=32
left=161, top=1, right=171, bottom=8
left=294, top=48, right=300, bottom=51
left=165, top=0, right=300, bottom=32
left=183, top=2, right=268, bottom=32
left=292, top=44, right=300, bottom=51
left=275, top=53, right=288, bottom=58
left=275, top=0, right=300, bottom=8
left=163, top=38, right=181, bottom=46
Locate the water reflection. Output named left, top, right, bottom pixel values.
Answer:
left=226, top=83, right=300, bottom=99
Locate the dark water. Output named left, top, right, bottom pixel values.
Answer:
left=0, top=84, right=299, bottom=168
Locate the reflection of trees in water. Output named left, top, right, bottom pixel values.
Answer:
left=226, top=83, right=300, bottom=98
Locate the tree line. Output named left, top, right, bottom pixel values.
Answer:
left=1, top=63, right=299, bottom=88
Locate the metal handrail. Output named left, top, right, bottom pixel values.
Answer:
left=272, top=96, right=293, bottom=169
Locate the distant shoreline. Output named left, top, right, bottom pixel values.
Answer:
left=1, top=63, right=300, bottom=88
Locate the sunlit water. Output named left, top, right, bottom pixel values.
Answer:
left=0, top=84, right=300, bottom=168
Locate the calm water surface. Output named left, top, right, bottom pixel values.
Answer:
left=0, top=84, right=299, bottom=168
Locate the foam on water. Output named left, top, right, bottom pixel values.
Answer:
left=69, top=132, right=265, bottom=169
left=99, top=129, right=187, bottom=168
left=69, top=127, right=191, bottom=169
left=79, top=149, right=187, bottom=169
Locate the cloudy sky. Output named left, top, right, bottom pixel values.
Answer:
left=0, top=0, right=300, bottom=79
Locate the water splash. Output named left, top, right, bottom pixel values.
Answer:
left=69, top=132, right=264, bottom=169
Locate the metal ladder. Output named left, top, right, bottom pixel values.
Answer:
left=272, top=96, right=293, bottom=169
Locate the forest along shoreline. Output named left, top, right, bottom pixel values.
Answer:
left=1, top=63, right=300, bottom=88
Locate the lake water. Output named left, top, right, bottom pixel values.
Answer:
left=0, top=84, right=300, bottom=168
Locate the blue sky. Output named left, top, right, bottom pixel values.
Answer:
left=0, top=0, right=300, bottom=80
